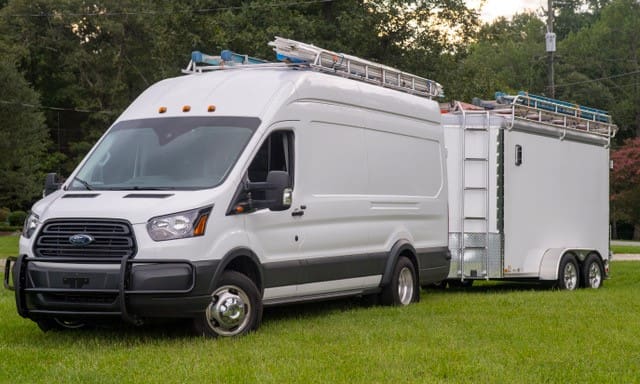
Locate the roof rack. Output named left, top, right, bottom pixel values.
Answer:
left=496, top=91, right=618, bottom=140
left=182, top=37, right=444, bottom=99
left=269, top=37, right=444, bottom=99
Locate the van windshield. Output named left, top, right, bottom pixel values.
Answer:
left=69, top=116, right=260, bottom=190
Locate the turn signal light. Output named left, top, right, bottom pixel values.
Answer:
left=158, top=106, right=167, bottom=114
left=183, top=105, right=191, bottom=112
left=193, top=214, right=209, bottom=236
left=208, top=105, right=216, bottom=112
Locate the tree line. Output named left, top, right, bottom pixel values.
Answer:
left=0, top=0, right=638, bottom=237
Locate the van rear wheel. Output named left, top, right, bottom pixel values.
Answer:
left=380, top=256, right=418, bottom=306
left=193, top=271, right=262, bottom=338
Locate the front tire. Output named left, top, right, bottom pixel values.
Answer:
left=582, top=254, right=604, bottom=289
left=193, top=271, right=262, bottom=338
left=557, top=253, right=579, bottom=291
left=380, top=256, right=418, bottom=306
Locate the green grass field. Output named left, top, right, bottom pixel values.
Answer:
left=611, top=244, right=640, bottom=254
left=1, top=261, right=639, bottom=383
left=0, top=234, right=18, bottom=258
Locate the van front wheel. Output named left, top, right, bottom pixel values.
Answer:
left=194, top=271, right=262, bottom=337
left=380, top=256, right=418, bottom=306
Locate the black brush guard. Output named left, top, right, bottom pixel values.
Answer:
left=3, top=255, right=195, bottom=325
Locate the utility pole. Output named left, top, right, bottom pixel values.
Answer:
left=546, top=0, right=556, bottom=98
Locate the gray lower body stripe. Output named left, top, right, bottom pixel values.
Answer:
left=263, top=252, right=387, bottom=288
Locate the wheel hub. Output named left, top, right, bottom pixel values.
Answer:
left=564, top=262, right=578, bottom=290
left=588, top=263, right=602, bottom=288
left=397, top=267, right=414, bottom=305
left=209, top=291, right=246, bottom=329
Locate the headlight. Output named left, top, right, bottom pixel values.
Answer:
left=147, top=206, right=212, bottom=241
left=22, top=212, right=40, bottom=239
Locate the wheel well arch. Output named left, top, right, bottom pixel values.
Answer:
left=380, top=240, right=419, bottom=287
left=209, top=248, right=264, bottom=294
left=539, top=248, right=605, bottom=280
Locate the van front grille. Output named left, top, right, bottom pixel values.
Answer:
left=34, top=219, right=136, bottom=259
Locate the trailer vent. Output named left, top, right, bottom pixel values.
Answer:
left=33, top=219, right=136, bottom=259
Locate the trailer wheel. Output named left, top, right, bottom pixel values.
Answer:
left=380, top=256, right=418, bottom=306
left=557, top=254, right=579, bottom=291
left=582, top=254, right=604, bottom=289
left=193, top=271, right=262, bottom=338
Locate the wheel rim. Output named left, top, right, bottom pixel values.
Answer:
left=563, top=262, right=578, bottom=290
left=205, top=285, right=251, bottom=337
left=397, top=267, right=414, bottom=305
left=587, top=262, right=602, bottom=288
left=54, top=318, right=84, bottom=329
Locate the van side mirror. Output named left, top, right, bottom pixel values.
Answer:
left=265, top=171, right=292, bottom=211
left=242, top=170, right=292, bottom=212
left=43, top=173, right=62, bottom=197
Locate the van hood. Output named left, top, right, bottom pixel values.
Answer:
left=31, top=189, right=221, bottom=225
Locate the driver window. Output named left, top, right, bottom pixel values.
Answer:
left=248, top=130, right=293, bottom=183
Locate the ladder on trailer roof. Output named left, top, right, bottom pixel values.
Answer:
left=269, top=37, right=444, bottom=99
left=495, top=91, right=618, bottom=141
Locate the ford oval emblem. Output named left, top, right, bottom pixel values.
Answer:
left=69, top=234, right=94, bottom=246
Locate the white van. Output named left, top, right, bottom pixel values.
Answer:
left=6, top=40, right=450, bottom=337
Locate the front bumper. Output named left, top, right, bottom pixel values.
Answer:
left=4, top=255, right=219, bottom=324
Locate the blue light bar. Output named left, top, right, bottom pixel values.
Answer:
left=190, top=50, right=268, bottom=66
left=275, top=53, right=308, bottom=64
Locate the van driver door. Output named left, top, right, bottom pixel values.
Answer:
left=242, top=127, right=303, bottom=301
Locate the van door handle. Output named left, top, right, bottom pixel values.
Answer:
left=291, top=205, right=306, bottom=217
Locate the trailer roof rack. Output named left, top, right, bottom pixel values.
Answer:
left=496, top=91, right=618, bottom=140
left=182, top=37, right=444, bottom=100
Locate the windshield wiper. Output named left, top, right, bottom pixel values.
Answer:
left=73, top=176, right=94, bottom=190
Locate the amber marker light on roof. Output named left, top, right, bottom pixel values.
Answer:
left=158, top=106, right=167, bottom=114
left=208, top=105, right=216, bottom=112
left=183, top=105, right=191, bottom=112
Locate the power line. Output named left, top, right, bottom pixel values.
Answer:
left=9, top=0, right=334, bottom=18
left=554, top=70, right=640, bottom=88
left=0, top=99, right=114, bottom=114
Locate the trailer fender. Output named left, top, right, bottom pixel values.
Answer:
left=539, top=249, right=568, bottom=280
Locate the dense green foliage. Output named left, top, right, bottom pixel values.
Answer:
left=1, top=261, right=639, bottom=383
left=0, top=59, right=48, bottom=210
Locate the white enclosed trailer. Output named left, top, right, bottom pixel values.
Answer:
left=442, top=95, right=617, bottom=290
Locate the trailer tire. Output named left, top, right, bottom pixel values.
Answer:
left=380, top=256, right=418, bottom=306
left=193, top=271, right=262, bottom=338
left=557, top=253, right=579, bottom=291
left=582, top=254, right=604, bottom=289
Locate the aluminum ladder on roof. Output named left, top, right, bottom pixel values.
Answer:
left=495, top=91, right=618, bottom=144
left=269, top=36, right=444, bottom=99
left=458, top=104, right=492, bottom=281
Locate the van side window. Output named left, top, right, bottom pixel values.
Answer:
left=248, top=131, right=293, bottom=183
